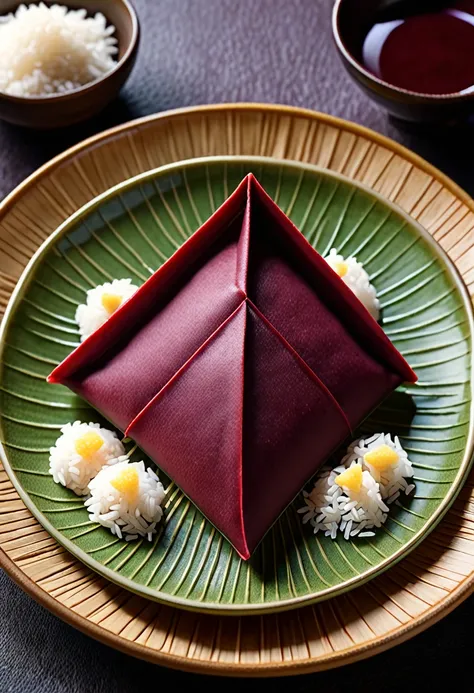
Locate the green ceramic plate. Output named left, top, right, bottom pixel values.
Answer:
left=1, top=156, right=473, bottom=615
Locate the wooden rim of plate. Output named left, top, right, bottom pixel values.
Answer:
left=1, top=103, right=474, bottom=675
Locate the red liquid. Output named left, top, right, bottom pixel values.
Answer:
left=363, top=8, right=474, bottom=94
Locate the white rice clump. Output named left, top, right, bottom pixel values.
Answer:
left=85, top=461, right=166, bottom=541
left=299, top=464, right=388, bottom=539
left=49, top=421, right=126, bottom=495
left=76, top=278, right=139, bottom=341
left=0, top=3, right=118, bottom=97
left=325, top=248, right=380, bottom=320
left=299, top=433, right=414, bottom=539
left=342, top=432, right=415, bottom=505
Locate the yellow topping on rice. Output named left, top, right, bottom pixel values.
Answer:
left=111, top=466, right=139, bottom=501
left=74, top=431, right=104, bottom=459
left=364, top=444, right=399, bottom=471
left=101, top=293, right=122, bottom=315
left=333, top=260, right=348, bottom=278
left=335, top=464, right=362, bottom=493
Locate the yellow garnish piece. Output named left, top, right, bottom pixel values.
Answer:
left=364, top=444, right=399, bottom=471
left=101, top=293, right=122, bottom=315
left=333, top=260, right=348, bottom=278
left=111, top=466, right=139, bottom=501
left=74, top=431, right=103, bottom=459
left=335, top=464, right=362, bottom=493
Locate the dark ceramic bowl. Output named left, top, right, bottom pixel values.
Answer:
left=332, top=0, right=474, bottom=125
left=0, top=0, right=139, bottom=129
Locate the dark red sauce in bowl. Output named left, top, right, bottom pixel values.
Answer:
left=363, top=7, right=474, bottom=95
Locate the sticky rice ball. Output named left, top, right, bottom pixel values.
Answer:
left=325, top=248, right=380, bottom=321
left=75, top=278, right=139, bottom=341
left=342, top=432, right=415, bottom=504
left=299, top=463, right=388, bottom=540
left=85, top=460, right=166, bottom=541
left=298, top=433, right=414, bottom=540
left=49, top=421, right=126, bottom=495
left=335, top=463, right=389, bottom=538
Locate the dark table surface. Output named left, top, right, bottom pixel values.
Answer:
left=1, top=0, right=473, bottom=691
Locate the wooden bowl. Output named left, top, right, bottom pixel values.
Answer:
left=0, top=0, right=139, bottom=129
left=332, top=0, right=474, bottom=125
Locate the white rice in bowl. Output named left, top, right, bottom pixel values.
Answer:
left=76, top=278, right=139, bottom=341
left=0, top=3, right=118, bottom=97
left=49, top=421, right=125, bottom=495
left=85, top=460, right=166, bottom=541
left=325, top=248, right=380, bottom=321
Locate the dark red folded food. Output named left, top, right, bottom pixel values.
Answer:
left=48, top=175, right=416, bottom=559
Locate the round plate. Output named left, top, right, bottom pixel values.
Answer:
left=1, top=155, right=473, bottom=616
left=1, top=105, right=474, bottom=672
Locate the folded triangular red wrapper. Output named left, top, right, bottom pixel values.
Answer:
left=49, top=175, right=416, bottom=559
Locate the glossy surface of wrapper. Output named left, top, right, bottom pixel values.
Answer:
left=49, top=175, right=416, bottom=558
